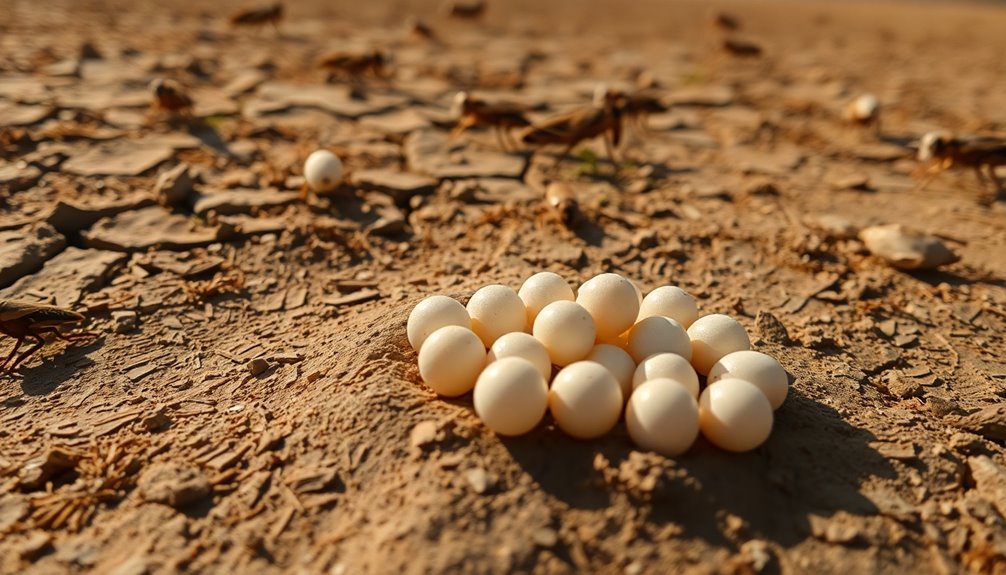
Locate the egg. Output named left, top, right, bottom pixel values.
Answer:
left=637, top=286, right=698, bottom=328
left=467, top=284, right=527, bottom=347
left=625, top=378, right=700, bottom=456
left=487, top=332, right=552, bottom=381
left=632, top=353, right=699, bottom=398
left=687, top=314, right=751, bottom=375
left=548, top=361, right=623, bottom=439
left=575, top=273, right=640, bottom=340
left=586, top=344, right=636, bottom=400
left=407, top=295, right=471, bottom=352
left=474, top=357, right=549, bottom=436
left=303, top=149, right=344, bottom=193
left=417, top=326, right=487, bottom=397
left=630, top=279, right=643, bottom=305
left=708, top=350, right=788, bottom=409
left=626, top=316, right=691, bottom=364
left=518, top=271, right=575, bottom=325
left=533, top=300, right=596, bottom=366
left=699, top=378, right=773, bottom=452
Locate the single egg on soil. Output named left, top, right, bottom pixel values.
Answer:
left=632, top=353, right=699, bottom=398
left=487, top=332, right=552, bottom=381
left=626, top=316, right=691, bottom=364
left=576, top=273, right=640, bottom=340
left=699, top=378, right=773, bottom=452
left=518, top=271, right=575, bottom=326
left=687, top=314, right=751, bottom=375
left=467, top=284, right=527, bottom=347
left=708, top=350, right=789, bottom=410
left=549, top=361, right=623, bottom=439
left=626, top=378, right=700, bottom=456
left=418, top=325, right=487, bottom=397
left=533, top=300, right=596, bottom=367
left=637, top=286, right=698, bottom=328
left=474, top=357, right=549, bottom=436
left=586, top=344, right=636, bottom=400
left=304, top=149, right=344, bottom=193
left=407, top=295, right=471, bottom=352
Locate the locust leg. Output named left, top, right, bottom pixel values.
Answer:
left=8, top=334, right=44, bottom=371
left=915, top=163, right=944, bottom=192
left=553, top=142, right=577, bottom=167
left=1, top=336, right=24, bottom=371
left=603, top=132, right=620, bottom=168
left=450, top=116, right=476, bottom=139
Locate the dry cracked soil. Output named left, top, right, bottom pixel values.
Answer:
left=2, top=0, right=1006, bottom=573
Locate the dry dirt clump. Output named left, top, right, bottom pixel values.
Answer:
left=2, top=0, right=1006, bottom=574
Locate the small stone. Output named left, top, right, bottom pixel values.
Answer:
left=883, top=371, right=923, bottom=399
left=19, top=447, right=80, bottom=490
left=154, top=163, right=198, bottom=207
left=83, top=206, right=226, bottom=252
left=465, top=467, right=491, bottom=494
left=136, top=462, right=211, bottom=508
left=860, top=224, right=959, bottom=271
left=111, top=310, right=138, bottom=333
left=247, top=357, right=270, bottom=376
left=531, top=527, right=558, bottom=548
left=739, top=540, right=773, bottom=572
left=140, top=407, right=172, bottom=432
left=755, top=310, right=790, bottom=345
left=410, top=421, right=439, bottom=449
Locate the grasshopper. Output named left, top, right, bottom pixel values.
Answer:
left=917, top=131, right=1006, bottom=200
left=230, top=3, right=284, bottom=31
left=0, top=300, right=96, bottom=372
left=451, top=91, right=532, bottom=150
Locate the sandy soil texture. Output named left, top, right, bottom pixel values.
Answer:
left=2, top=0, right=1006, bottom=573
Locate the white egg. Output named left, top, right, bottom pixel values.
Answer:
left=407, top=295, right=471, bottom=352
left=708, top=350, right=789, bottom=410
left=548, top=361, right=623, bottom=439
left=487, top=332, right=552, bottom=381
left=699, top=378, right=773, bottom=452
left=586, top=344, right=636, bottom=400
left=518, top=271, right=575, bottom=326
left=304, top=149, right=344, bottom=193
left=532, top=300, right=596, bottom=367
left=576, top=273, right=640, bottom=340
left=632, top=353, right=699, bottom=398
left=466, top=284, right=527, bottom=347
left=626, top=316, right=691, bottom=364
left=474, top=357, right=549, bottom=436
left=417, top=325, right=487, bottom=397
left=637, top=286, right=698, bottom=328
left=625, top=378, right=700, bottom=456
left=687, top=314, right=751, bottom=375
left=630, top=279, right=643, bottom=305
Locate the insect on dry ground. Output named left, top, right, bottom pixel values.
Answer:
left=916, top=131, right=1006, bottom=202
left=451, top=91, right=532, bottom=151
left=0, top=300, right=97, bottom=372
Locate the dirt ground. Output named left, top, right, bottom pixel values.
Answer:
left=2, top=0, right=1006, bottom=573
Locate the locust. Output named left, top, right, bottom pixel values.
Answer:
left=916, top=131, right=1006, bottom=199
left=230, top=3, right=284, bottom=31
left=451, top=91, right=532, bottom=150
left=149, top=78, right=193, bottom=117
left=319, top=50, right=387, bottom=82
left=0, top=300, right=96, bottom=372
left=613, top=89, right=668, bottom=136
left=443, top=0, right=485, bottom=20
left=521, top=85, right=625, bottom=167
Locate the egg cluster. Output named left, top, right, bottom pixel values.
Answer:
left=407, top=272, right=789, bottom=455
